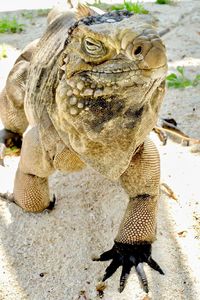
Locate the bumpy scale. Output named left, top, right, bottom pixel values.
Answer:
left=0, top=5, right=167, bottom=293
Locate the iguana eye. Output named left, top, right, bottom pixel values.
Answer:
left=83, top=37, right=105, bottom=56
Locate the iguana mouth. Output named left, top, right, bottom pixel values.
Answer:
left=90, top=58, right=167, bottom=75
left=91, top=69, right=136, bottom=74
left=88, top=69, right=165, bottom=86
left=91, top=63, right=138, bottom=74
left=90, top=64, right=167, bottom=74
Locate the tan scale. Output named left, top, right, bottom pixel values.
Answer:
left=53, top=146, right=85, bottom=172
left=0, top=39, right=38, bottom=134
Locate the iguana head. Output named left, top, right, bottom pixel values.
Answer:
left=56, top=8, right=167, bottom=142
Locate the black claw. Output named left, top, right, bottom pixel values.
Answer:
left=135, top=263, right=149, bottom=293
left=147, top=257, right=164, bottom=275
left=47, top=194, right=56, bottom=210
left=118, top=283, right=125, bottom=293
left=95, top=247, right=115, bottom=262
left=92, top=256, right=100, bottom=261
left=119, top=261, right=132, bottom=293
left=103, top=259, right=121, bottom=281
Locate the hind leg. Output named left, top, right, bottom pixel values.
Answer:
left=0, top=40, right=38, bottom=152
left=0, top=60, right=29, bottom=151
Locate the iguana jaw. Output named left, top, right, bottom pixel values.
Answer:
left=63, top=59, right=166, bottom=104
left=87, top=64, right=167, bottom=87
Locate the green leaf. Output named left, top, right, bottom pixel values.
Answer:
left=166, top=73, right=177, bottom=80
left=166, top=66, right=200, bottom=89
left=176, top=66, right=184, bottom=76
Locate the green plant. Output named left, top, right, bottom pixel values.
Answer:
left=166, top=66, right=200, bottom=88
left=0, top=18, right=24, bottom=33
left=111, top=1, right=149, bottom=14
left=0, top=44, right=7, bottom=59
left=156, top=0, right=171, bottom=4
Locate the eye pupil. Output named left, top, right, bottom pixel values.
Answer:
left=86, top=41, right=95, bottom=47
left=134, top=46, right=142, bottom=56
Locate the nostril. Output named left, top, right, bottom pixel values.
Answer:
left=134, top=46, right=142, bottom=56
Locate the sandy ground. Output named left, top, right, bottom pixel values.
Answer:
left=0, top=1, right=200, bottom=299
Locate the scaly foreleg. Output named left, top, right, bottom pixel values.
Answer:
left=94, top=138, right=164, bottom=293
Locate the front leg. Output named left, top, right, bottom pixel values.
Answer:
left=13, top=126, right=54, bottom=212
left=94, top=138, right=164, bottom=292
left=13, top=125, right=85, bottom=212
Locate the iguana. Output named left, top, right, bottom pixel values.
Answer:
left=0, top=5, right=167, bottom=294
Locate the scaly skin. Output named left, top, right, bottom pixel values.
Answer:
left=0, top=39, right=39, bottom=135
left=0, top=6, right=167, bottom=293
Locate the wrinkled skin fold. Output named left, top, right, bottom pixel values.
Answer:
left=0, top=7, right=167, bottom=294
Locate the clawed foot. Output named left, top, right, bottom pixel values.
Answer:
left=0, top=129, right=22, bottom=149
left=93, top=242, right=164, bottom=293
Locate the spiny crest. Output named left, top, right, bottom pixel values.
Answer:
left=76, top=5, right=133, bottom=26
left=66, top=6, right=134, bottom=46
left=75, top=3, right=99, bottom=20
